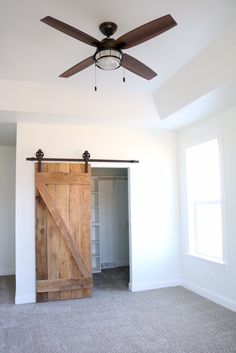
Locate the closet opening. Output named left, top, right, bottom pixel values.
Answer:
left=91, top=167, right=130, bottom=292
left=0, top=143, right=16, bottom=304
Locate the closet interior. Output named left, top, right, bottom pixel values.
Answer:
left=91, top=168, right=129, bottom=289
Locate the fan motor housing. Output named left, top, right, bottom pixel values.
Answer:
left=99, top=38, right=117, bottom=50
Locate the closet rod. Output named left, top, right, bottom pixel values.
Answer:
left=26, top=149, right=139, bottom=173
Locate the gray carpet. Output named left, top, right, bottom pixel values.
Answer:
left=0, top=271, right=236, bottom=353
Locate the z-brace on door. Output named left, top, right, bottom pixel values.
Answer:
left=35, top=163, right=92, bottom=302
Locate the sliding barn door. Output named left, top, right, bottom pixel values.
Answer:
left=35, top=163, right=92, bottom=302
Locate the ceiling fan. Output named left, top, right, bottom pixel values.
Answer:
left=41, top=15, right=177, bottom=80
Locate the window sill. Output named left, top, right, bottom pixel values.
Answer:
left=186, top=253, right=228, bottom=270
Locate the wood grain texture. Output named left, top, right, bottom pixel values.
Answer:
left=58, top=163, right=71, bottom=300
left=59, top=56, right=94, bottom=78
left=47, top=163, right=60, bottom=301
left=80, top=165, right=92, bottom=297
left=70, top=163, right=83, bottom=299
left=35, top=163, right=48, bottom=302
left=70, top=164, right=92, bottom=298
left=36, top=173, right=91, bottom=185
left=36, top=183, right=91, bottom=278
left=35, top=162, right=92, bottom=302
left=115, top=15, right=177, bottom=49
left=41, top=16, right=100, bottom=47
left=37, top=277, right=92, bottom=293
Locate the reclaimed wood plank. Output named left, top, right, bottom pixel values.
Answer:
left=37, top=277, right=92, bottom=293
left=46, top=163, right=60, bottom=301
left=36, top=173, right=91, bottom=185
left=36, top=163, right=92, bottom=302
left=36, top=182, right=91, bottom=278
left=35, top=163, right=48, bottom=302
left=58, top=163, right=72, bottom=300
left=79, top=165, right=92, bottom=298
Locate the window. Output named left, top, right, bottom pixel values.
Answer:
left=185, top=139, right=224, bottom=263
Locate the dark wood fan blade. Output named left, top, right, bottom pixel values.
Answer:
left=41, top=16, right=100, bottom=47
left=122, top=53, right=157, bottom=80
left=59, top=56, right=94, bottom=78
left=115, top=15, right=177, bottom=49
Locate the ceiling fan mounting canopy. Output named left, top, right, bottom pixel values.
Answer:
left=40, top=14, right=177, bottom=79
left=99, top=22, right=117, bottom=37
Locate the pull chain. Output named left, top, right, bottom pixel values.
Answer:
left=94, top=64, right=97, bottom=91
left=123, top=67, right=126, bottom=83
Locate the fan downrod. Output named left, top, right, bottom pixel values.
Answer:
left=99, top=22, right=117, bottom=37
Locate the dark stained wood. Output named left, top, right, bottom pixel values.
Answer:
left=41, top=16, right=100, bottom=47
left=115, top=14, right=177, bottom=49
left=59, top=57, right=94, bottom=78
left=122, top=53, right=157, bottom=80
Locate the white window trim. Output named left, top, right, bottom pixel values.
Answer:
left=182, top=135, right=228, bottom=267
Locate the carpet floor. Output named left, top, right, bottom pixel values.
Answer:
left=0, top=270, right=236, bottom=353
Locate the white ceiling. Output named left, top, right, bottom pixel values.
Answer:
left=0, top=0, right=236, bottom=144
left=1, top=0, right=236, bottom=88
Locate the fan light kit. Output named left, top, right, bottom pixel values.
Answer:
left=94, top=49, right=122, bottom=70
left=40, top=15, right=177, bottom=90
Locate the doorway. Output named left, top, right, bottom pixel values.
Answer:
left=91, top=168, right=130, bottom=291
left=0, top=144, right=16, bottom=304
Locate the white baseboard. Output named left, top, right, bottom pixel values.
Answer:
left=15, top=293, right=36, bottom=305
left=129, top=279, right=181, bottom=292
left=182, top=280, right=236, bottom=312
left=0, top=269, right=15, bottom=276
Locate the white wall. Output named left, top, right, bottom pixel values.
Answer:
left=154, top=24, right=236, bottom=120
left=15, top=122, right=180, bottom=303
left=100, top=179, right=129, bottom=268
left=178, top=105, right=236, bottom=311
left=0, top=146, right=15, bottom=275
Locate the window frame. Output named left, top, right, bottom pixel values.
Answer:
left=182, top=136, right=228, bottom=267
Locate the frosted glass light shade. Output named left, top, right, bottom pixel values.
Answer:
left=95, top=50, right=122, bottom=70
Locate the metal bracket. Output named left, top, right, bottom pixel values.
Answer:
left=36, top=149, right=44, bottom=172
left=82, top=150, right=91, bottom=173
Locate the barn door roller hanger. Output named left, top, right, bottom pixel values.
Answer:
left=27, top=149, right=139, bottom=173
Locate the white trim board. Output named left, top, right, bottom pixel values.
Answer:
left=15, top=293, right=36, bottom=305
left=182, top=280, right=236, bottom=312
left=129, top=279, right=181, bottom=292
left=0, top=269, right=15, bottom=276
